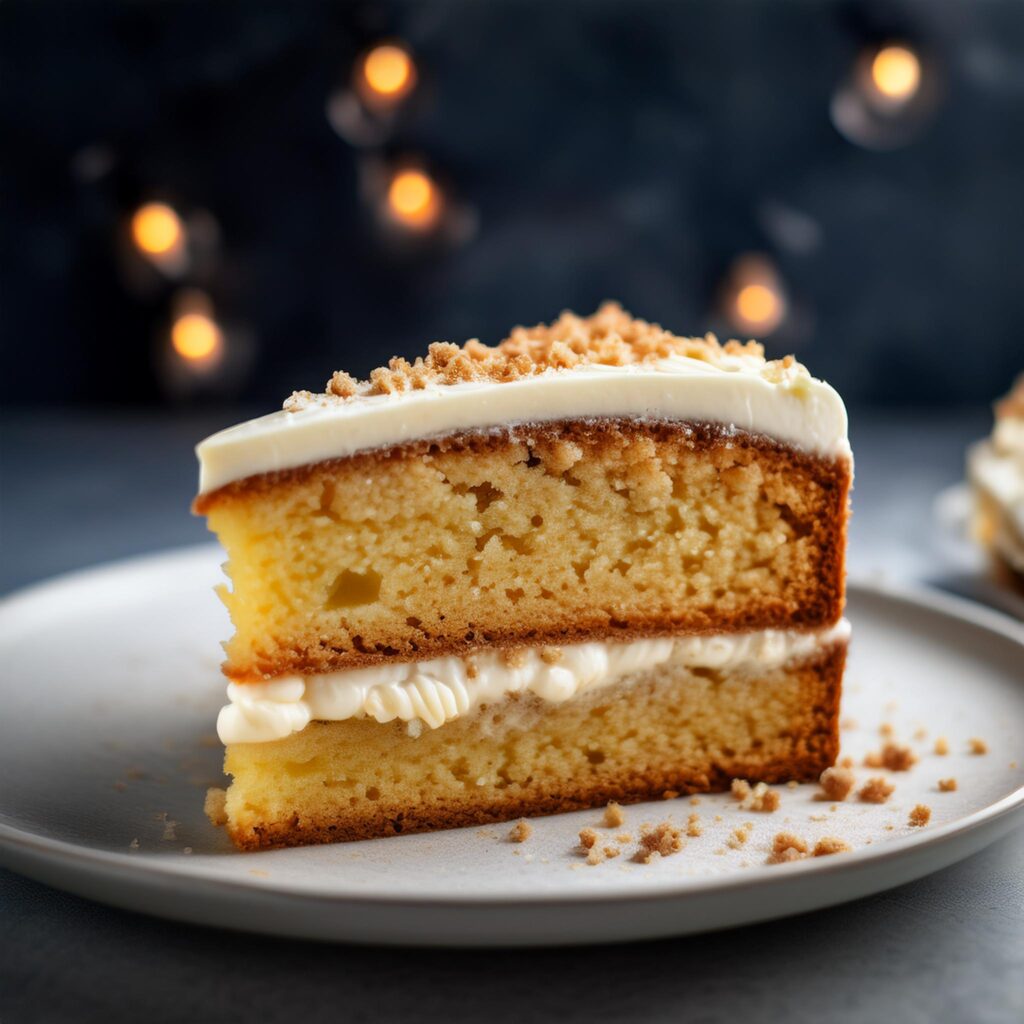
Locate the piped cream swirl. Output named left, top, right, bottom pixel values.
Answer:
left=217, top=621, right=851, bottom=744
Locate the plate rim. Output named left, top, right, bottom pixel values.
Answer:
left=1, top=545, right=1022, bottom=911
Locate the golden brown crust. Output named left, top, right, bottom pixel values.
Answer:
left=225, top=642, right=845, bottom=850
left=197, top=419, right=850, bottom=680
left=280, top=302, right=778, bottom=408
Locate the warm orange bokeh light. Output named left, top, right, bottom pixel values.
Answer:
left=362, top=44, right=414, bottom=98
left=387, top=169, right=440, bottom=228
left=735, top=284, right=781, bottom=328
left=131, top=202, right=183, bottom=256
left=171, top=312, right=222, bottom=362
left=871, top=45, right=921, bottom=102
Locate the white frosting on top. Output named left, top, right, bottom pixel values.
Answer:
left=217, top=620, right=851, bottom=744
left=197, top=356, right=850, bottom=494
left=969, top=418, right=1024, bottom=570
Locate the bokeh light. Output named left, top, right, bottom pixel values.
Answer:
left=131, top=202, right=183, bottom=256
left=723, top=255, right=787, bottom=337
left=171, top=311, right=223, bottom=364
left=870, top=45, right=921, bottom=104
left=386, top=168, right=441, bottom=229
left=356, top=42, right=416, bottom=107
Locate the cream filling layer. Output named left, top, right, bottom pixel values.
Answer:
left=969, top=419, right=1024, bottom=570
left=217, top=620, right=851, bottom=744
left=197, top=356, right=850, bottom=494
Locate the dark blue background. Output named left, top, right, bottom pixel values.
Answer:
left=3, top=0, right=1023, bottom=408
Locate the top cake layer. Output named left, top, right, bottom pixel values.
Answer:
left=196, top=304, right=849, bottom=495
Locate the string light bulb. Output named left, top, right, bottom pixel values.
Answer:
left=131, top=202, right=184, bottom=257
left=356, top=42, right=417, bottom=108
left=869, top=44, right=921, bottom=106
left=386, top=168, right=442, bottom=230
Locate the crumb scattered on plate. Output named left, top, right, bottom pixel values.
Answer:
left=858, top=777, right=895, bottom=803
left=508, top=819, right=532, bottom=843
left=601, top=801, right=625, bottom=828
left=818, top=766, right=856, bottom=801
left=909, top=804, right=932, bottom=827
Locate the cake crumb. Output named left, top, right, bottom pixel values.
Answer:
left=603, top=846, right=620, bottom=859
left=839, top=755, right=855, bottom=769
left=909, top=804, right=932, bottom=827
left=938, top=778, right=957, bottom=792
left=786, top=780, right=799, bottom=789
left=813, top=836, right=852, bottom=857
left=730, top=778, right=751, bottom=802
left=578, top=827, right=599, bottom=850
left=732, top=779, right=779, bottom=812
left=768, top=832, right=809, bottom=864
left=662, top=790, right=680, bottom=800
left=864, top=742, right=918, bottom=772
left=714, top=814, right=723, bottom=822
left=128, top=838, right=139, bottom=851
left=602, top=801, right=625, bottom=828
left=913, top=727, right=929, bottom=741
left=879, top=722, right=894, bottom=737
left=634, top=822, right=684, bottom=863
left=689, top=796, right=702, bottom=806
left=858, top=777, right=895, bottom=803
left=508, top=820, right=532, bottom=843
left=840, top=717, right=858, bottom=730
left=817, top=766, right=856, bottom=802
left=727, top=823, right=753, bottom=849
left=615, top=832, right=633, bottom=844
left=934, top=736, right=949, bottom=756
left=204, top=787, right=228, bottom=827
left=686, top=813, right=703, bottom=838
left=968, top=737, right=988, bottom=755
left=539, top=646, right=563, bottom=665
left=161, top=819, right=178, bottom=841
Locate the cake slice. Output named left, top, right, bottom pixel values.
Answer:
left=967, top=374, right=1024, bottom=590
left=194, top=303, right=852, bottom=850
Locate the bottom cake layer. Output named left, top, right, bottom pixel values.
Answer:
left=222, top=639, right=846, bottom=850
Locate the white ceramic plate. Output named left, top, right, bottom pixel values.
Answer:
left=1, top=546, right=1022, bottom=947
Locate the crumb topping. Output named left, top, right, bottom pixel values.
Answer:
left=601, top=801, right=625, bottom=828
left=858, top=777, right=895, bottom=804
left=817, top=766, right=856, bottom=802
left=285, top=303, right=791, bottom=410
left=508, top=819, right=532, bottom=843
left=995, top=374, right=1024, bottom=420
left=909, top=804, right=932, bottom=827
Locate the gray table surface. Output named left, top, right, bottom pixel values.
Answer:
left=1, top=407, right=1021, bottom=1024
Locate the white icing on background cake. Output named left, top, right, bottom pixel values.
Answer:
left=196, top=355, right=851, bottom=494
left=217, top=621, right=852, bottom=744
left=969, top=417, right=1024, bottom=571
